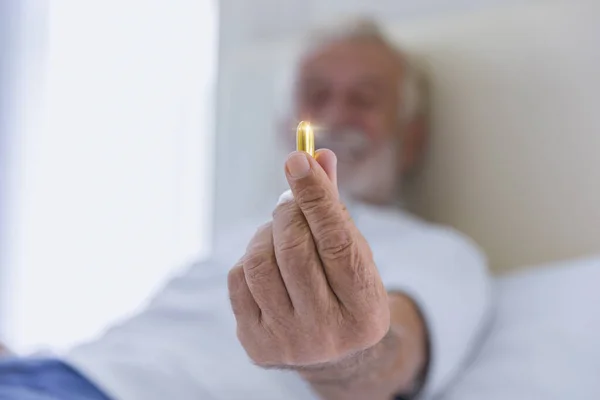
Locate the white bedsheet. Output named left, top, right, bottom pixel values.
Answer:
left=441, top=255, right=600, bottom=400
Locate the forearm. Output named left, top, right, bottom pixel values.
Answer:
left=302, top=293, right=429, bottom=400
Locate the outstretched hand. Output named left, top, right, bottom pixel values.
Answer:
left=228, top=149, right=390, bottom=369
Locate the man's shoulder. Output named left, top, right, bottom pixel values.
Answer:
left=359, top=206, right=485, bottom=262
left=409, top=219, right=486, bottom=264
left=406, top=214, right=482, bottom=254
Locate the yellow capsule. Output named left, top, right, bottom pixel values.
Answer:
left=296, top=121, right=315, bottom=157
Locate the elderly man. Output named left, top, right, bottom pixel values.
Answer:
left=0, top=18, right=490, bottom=400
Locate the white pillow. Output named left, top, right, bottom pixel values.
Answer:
left=440, top=256, right=600, bottom=399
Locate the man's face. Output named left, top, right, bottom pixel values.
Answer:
left=294, top=39, right=405, bottom=203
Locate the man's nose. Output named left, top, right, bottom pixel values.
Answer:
left=321, top=101, right=354, bottom=130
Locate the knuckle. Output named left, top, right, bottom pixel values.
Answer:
left=246, top=223, right=273, bottom=252
left=295, top=184, right=330, bottom=214
left=227, top=265, right=245, bottom=293
left=261, top=313, right=295, bottom=337
left=273, top=205, right=313, bottom=254
left=317, top=227, right=356, bottom=261
left=243, top=252, right=276, bottom=282
left=230, top=299, right=246, bottom=319
left=275, top=225, right=312, bottom=253
left=228, top=276, right=251, bottom=319
left=273, top=204, right=305, bottom=232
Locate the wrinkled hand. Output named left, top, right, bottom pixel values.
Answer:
left=228, top=150, right=390, bottom=370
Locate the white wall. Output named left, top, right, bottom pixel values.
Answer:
left=213, top=0, right=527, bottom=231
left=0, top=2, right=7, bottom=338
left=218, top=0, right=526, bottom=48
left=3, top=2, right=217, bottom=352
left=0, top=1, right=21, bottom=338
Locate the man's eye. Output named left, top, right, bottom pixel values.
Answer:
left=307, top=90, right=329, bottom=107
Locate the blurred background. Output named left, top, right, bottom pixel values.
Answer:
left=1, top=0, right=599, bottom=358
left=1, top=1, right=216, bottom=352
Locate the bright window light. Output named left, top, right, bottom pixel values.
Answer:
left=6, top=1, right=217, bottom=353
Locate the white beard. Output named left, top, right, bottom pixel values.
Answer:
left=316, top=128, right=401, bottom=204
left=338, top=142, right=400, bottom=204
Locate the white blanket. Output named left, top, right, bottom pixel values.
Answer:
left=442, top=255, right=600, bottom=400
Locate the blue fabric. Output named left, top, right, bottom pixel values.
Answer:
left=0, top=358, right=110, bottom=400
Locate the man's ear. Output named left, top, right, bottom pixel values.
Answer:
left=400, top=114, right=428, bottom=175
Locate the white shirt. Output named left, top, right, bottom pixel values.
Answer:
left=65, top=203, right=491, bottom=400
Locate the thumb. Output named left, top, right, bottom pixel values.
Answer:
left=277, top=150, right=339, bottom=206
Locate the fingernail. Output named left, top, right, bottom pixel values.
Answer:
left=286, top=152, right=311, bottom=178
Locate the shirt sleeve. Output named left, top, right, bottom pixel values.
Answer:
left=63, top=217, right=315, bottom=400
left=64, top=261, right=228, bottom=400
left=372, top=226, right=493, bottom=399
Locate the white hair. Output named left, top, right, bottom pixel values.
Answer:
left=276, top=17, right=427, bottom=123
